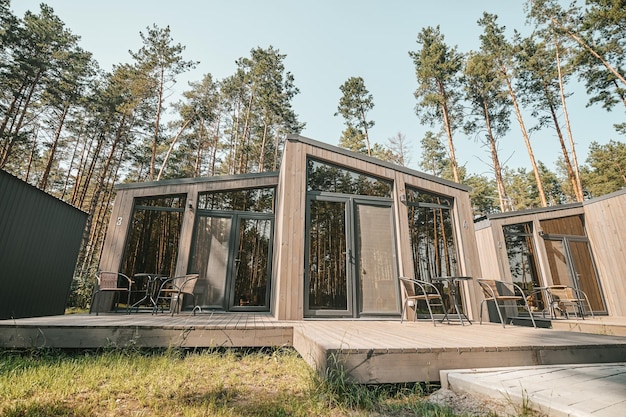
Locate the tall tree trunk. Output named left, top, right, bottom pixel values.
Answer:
left=75, top=130, right=105, bottom=208
left=149, top=68, right=166, bottom=181
left=360, top=108, right=372, bottom=157
left=39, top=104, right=69, bottom=190
left=238, top=89, right=255, bottom=174
left=62, top=117, right=87, bottom=200
left=555, top=41, right=584, bottom=201
left=437, top=80, right=460, bottom=183
left=156, top=118, right=191, bottom=180
left=545, top=95, right=580, bottom=202
left=501, top=67, right=548, bottom=206
left=210, top=114, right=221, bottom=176
left=482, top=99, right=509, bottom=212
left=258, top=116, right=269, bottom=172
left=0, top=72, right=42, bottom=167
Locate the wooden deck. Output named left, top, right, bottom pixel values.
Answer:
left=1, top=313, right=625, bottom=384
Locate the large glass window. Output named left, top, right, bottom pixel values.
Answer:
left=197, top=187, right=274, bottom=212
left=305, top=159, right=397, bottom=318
left=406, top=188, right=459, bottom=315
left=503, top=222, right=543, bottom=311
left=307, top=159, right=392, bottom=197
left=122, top=194, right=186, bottom=278
left=406, top=188, right=457, bottom=281
left=540, top=215, right=606, bottom=313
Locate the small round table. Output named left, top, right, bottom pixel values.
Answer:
left=431, top=276, right=472, bottom=325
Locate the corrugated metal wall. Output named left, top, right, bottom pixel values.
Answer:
left=0, top=170, right=87, bottom=319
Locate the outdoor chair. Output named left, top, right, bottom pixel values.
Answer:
left=477, top=278, right=537, bottom=328
left=89, top=271, right=134, bottom=315
left=545, top=285, right=594, bottom=319
left=154, top=274, right=200, bottom=315
left=399, top=277, right=447, bottom=326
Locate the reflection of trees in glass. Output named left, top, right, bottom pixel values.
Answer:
left=406, top=188, right=457, bottom=282
left=198, top=187, right=275, bottom=212
left=306, top=159, right=392, bottom=197
left=233, top=218, right=271, bottom=307
left=308, top=200, right=348, bottom=310
left=188, top=216, right=230, bottom=307
left=503, top=222, right=542, bottom=308
left=122, top=195, right=186, bottom=278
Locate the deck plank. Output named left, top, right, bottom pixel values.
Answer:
left=2, top=314, right=626, bottom=383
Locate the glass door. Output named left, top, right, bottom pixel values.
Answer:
left=305, top=196, right=398, bottom=317
left=229, top=216, right=272, bottom=310
left=189, top=213, right=272, bottom=311
left=544, top=237, right=606, bottom=313
left=306, top=197, right=351, bottom=316
left=355, top=201, right=397, bottom=315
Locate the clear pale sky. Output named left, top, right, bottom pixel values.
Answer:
left=11, top=1, right=624, bottom=176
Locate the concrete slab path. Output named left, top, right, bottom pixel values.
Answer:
left=441, top=363, right=626, bottom=417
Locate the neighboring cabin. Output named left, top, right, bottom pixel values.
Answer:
left=0, top=169, right=87, bottom=319
left=474, top=189, right=626, bottom=318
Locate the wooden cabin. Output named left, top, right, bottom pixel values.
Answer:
left=474, top=189, right=626, bottom=318
left=98, top=134, right=483, bottom=320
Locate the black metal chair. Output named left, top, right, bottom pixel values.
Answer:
left=89, top=271, right=134, bottom=315
left=399, top=277, right=447, bottom=326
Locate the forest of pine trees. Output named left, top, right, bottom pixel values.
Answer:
left=1, top=0, right=625, bottom=306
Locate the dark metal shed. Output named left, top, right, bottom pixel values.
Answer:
left=0, top=169, right=87, bottom=319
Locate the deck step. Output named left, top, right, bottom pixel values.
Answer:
left=510, top=316, right=552, bottom=328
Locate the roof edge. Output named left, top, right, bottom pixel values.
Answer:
left=114, top=171, right=279, bottom=191
left=287, top=134, right=471, bottom=192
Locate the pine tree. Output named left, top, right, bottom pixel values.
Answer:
left=335, top=76, right=375, bottom=156
left=409, top=26, right=464, bottom=182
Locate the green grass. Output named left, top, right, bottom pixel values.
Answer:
left=0, top=347, right=491, bottom=417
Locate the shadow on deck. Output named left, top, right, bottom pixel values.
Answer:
left=1, top=313, right=625, bottom=384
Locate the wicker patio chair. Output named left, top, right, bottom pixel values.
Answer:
left=477, top=278, right=537, bottom=328
left=399, top=276, right=447, bottom=326
left=154, top=274, right=200, bottom=315
left=89, top=271, right=134, bottom=315
left=545, top=285, right=594, bottom=319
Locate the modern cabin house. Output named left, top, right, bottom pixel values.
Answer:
left=474, top=188, right=626, bottom=318
left=98, top=134, right=483, bottom=320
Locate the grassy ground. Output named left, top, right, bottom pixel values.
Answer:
left=0, top=347, right=483, bottom=417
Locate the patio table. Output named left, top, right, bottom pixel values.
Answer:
left=431, top=276, right=472, bottom=325
left=131, top=273, right=169, bottom=311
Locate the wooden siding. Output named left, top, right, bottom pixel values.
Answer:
left=583, top=190, right=626, bottom=316
left=272, top=137, right=307, bottom=320
left=474, top=221, right=503, bottom=280
left=99, top=135, right=482, bottom=321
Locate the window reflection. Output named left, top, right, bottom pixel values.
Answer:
left=122, top=195, right=186, bottom=279
left=306, top=159, right=392, bottom=197
left=407, top=188, right=457, bottom=281
left=198, top=187, right=275, bottom=212
left=503, top=223, right=543, bottom=311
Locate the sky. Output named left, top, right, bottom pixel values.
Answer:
left=10, top=0, right=625, bottom=177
